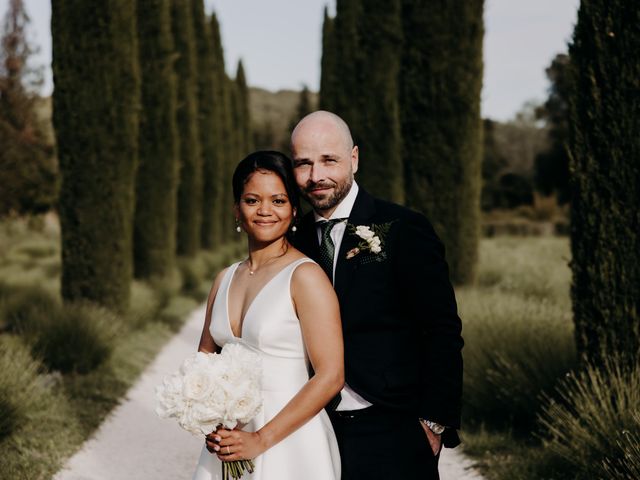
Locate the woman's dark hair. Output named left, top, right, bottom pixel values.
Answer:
left=232, top=150, right=301, bottom=221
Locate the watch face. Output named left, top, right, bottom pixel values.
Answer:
left=432, top=424, right=445, bottom=434
left=427, top=421, right=445, bottom=434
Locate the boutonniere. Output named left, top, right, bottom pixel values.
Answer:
left=345, top=222, right=393, bottom=260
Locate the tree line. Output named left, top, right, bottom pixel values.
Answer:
left=320, top=0, right=484, bottom=285
left=51, top=0, right=252, bottom=312
left=320, top=0, right=638, bottom=363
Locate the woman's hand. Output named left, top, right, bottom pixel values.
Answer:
left=205, top=428, right=267, bottom=462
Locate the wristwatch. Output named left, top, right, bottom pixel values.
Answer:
left=419, top=418, right=445, bottom=435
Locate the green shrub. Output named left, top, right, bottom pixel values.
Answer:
left=0, top=337, right=44, bottom=439
left=177, top=256, right=209, bottom=298
left=0, top=263, right=54, bottom=289
left=199, top=249, right=224, bottom=278
left=475, top=236, right=571, bottom=302
left=147, top=267, right=183, bottom=310
left=38, top=255, right=62, bottom=277
left=157, top=294, right=199, bottom=331
left=4, top=249, right=36, bottom=267
left=11, top=238, right=58, bottom=259
left=0, top=285, right=61, bottom=334
left=460, top=288, right=577, bottom=433
left=539, top=357, right=640, bottom=479
left=127, top=280, right=162, bottom=329
left=32, top=301, right=122, bottom=374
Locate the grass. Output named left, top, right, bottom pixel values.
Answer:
left=459, top=235, right=639, bottom=479
left=539, top=358, right=640, bottom=479
left=458, top=235, right=580, bottom=478
left=31, top=301, right=123, bottom=374
left=0, top=321, right=175, bottom=479
left=0, top=213, right=243, bottom=478
left=459, top=236, right=576, bottom=432
left=461, top=428, right=576, bottom=480
left=0, top=337, right=45, bottom=440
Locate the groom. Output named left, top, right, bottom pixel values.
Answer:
left=291, top=111, right=463, bottom=480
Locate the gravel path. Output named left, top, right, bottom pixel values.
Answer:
left=53, top=304, right=484, bottom=480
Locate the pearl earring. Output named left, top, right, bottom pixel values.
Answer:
left=235, top=219, right=241, bottom=233
left=291, top=225, right=297, bottom=232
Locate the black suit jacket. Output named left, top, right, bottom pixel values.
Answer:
left=294, top=188, right=463, bottom=447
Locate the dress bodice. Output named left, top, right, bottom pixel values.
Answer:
left=209, top=258, right=316, bottom=391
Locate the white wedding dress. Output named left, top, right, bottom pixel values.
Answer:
left=192, top=258, right=341, bottom=480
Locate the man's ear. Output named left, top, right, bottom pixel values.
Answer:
left=351, top=145, right=359, bottom=174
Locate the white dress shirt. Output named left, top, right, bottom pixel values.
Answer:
left=314, top=182, right=373, bottom=411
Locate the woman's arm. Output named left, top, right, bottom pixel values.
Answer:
left=197, top=268, right=228, bottom=354
left=209, top=262, right=344, bottom=461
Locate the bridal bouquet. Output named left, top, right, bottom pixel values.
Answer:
left=155, top=343, right=263, bottom=480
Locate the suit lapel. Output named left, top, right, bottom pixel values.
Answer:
left=334, top=189, right=376, bottom=299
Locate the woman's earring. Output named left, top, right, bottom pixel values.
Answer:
left=291, top=225, right=297, bottom=232
left=235, top=219, right=241, bottom=233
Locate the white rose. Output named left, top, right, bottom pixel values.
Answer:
left=227, top=380, right=262, bottom=422
left=355, top=225, right=375, bottom=240
left=183, top=369, right=215, bottom=401
left=190, top=401, right=223, bottom=434
left=368, top=236, right=382, bottom=254
left=155, top=375, right=186, bottom=418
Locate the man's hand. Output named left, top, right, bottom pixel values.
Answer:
left=419, top=421, right=442, bottom=456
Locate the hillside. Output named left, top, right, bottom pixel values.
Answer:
left=249, top=86, right=318, bottom=149
left=37, top=87, right=315, bottom=152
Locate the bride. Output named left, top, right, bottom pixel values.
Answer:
left=192, top=151, right=343, bottom=480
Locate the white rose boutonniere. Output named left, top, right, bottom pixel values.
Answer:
left=346, top=222, right=393, bottom=259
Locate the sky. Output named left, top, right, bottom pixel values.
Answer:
left=4, top=0, right=579, bottom=121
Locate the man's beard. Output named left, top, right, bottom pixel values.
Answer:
left=302, top=177, right=353, bottom=212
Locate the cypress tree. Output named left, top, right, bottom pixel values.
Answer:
left=134, top=0, right=180, bottom=279
left=354, top=0, right=404, bottom=203
left=319, top=6, right=336, bottom=111
left=235, top=60, right=253, bottom=156
left=191, top=0, right=223, bottom=249
left=171, top=0, right=202, bottom=256
left=281, top=85, right=314, bottom=152
left=568, top=0, right=640, bottom=364
left=399, top=0, right=484, bottom=284
left=210, top=13, right=235, bottom=242
left=331, top=0, right=362, bottom=135
left=51, top=0, right=140, bottom=311
left=223, top=74, right=240, bottom=241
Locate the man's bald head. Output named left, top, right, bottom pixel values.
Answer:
left=291, top=110, right=354, bottom=152
left=289, top=110, right=359, bottom=217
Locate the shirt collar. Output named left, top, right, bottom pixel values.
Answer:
left=313, top=181, right=359, bottom=223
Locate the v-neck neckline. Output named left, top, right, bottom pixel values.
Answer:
left=225, top=258, right=301, bottom=340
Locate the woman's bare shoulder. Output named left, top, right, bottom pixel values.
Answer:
left=290, top=259, right=331, bottom=294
